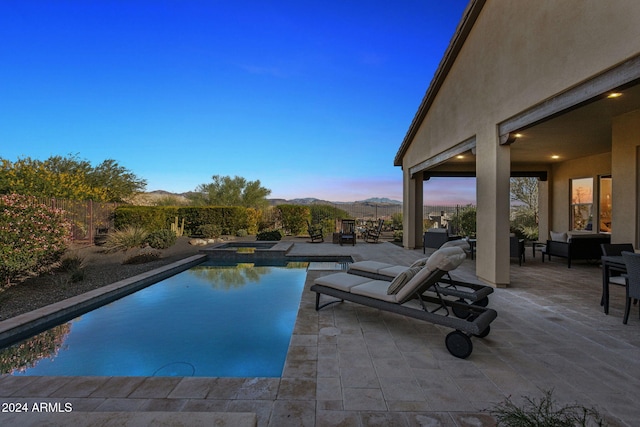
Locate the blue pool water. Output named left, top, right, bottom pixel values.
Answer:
left=2, top=262, right=307, bottom=377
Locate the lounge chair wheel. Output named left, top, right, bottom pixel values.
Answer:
left=473, top=296, right=489, bottom=307
left=452, top=299, right=471, bottom=318
left=445, top=331, right=473, bottom=359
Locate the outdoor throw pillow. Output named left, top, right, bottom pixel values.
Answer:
left=550, top=231, right=568, bottom=242
left=387, top=266, right=422, bottom=295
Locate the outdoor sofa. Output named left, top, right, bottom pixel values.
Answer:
left=542, top=231, right=611, bottom=268
left=422, top=228, right=462, bottom=252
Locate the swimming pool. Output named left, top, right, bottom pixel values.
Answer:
left=0, top=261, right=308, bottom=377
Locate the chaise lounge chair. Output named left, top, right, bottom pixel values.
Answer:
left=311, top=246, right=498, bottom=358
left=346, top=256, right=492, bottom=310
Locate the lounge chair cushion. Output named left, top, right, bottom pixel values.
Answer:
left=314, top=272, right=371, bottom=292
left=379, top=265, right=409, bottom=277
left=386, top=266, right=422, bottom=295
left=394, top=265, right=437, bottom=302
left=609, top=276, right=627, bottom=286
left=351, top=280, right=399, bottom=303
left=348, top=260, right=390, bottom=274
left=425, top=246, right=467, bottom=271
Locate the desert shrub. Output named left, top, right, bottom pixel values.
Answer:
left=0, top=194, right=72, bottom=286
left=58, top=254, right=86, bottom=283
left=393, top=230, right=403, bottom=242
left=197, top=224, right=222, bottom=238
left=236, top=229, right=248, bottom=237
left=114, top=206, right=259, bottom=236
left=316, top=218, right=334, bottom=236
left=244, top=208, right=261, bottom=234
left=103, top=226, right=149, bottom=252
left=391, top=212, right=403, bottom=230
left=450, top=205, right=476, bottom=237
left=489, top=389, right=608, bottom=426
left=256, top=230, right=283, bottom=241
left=145, top=229, right=177, bottom=249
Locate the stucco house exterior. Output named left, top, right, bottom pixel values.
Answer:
left=394, top=0, right=640, bottom=287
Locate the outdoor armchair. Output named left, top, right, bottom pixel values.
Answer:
left=339, top=219, right=356, bottom=246
left=306, top=220, right=324, bottom=243
left=364, top=219, right=384, bottom=243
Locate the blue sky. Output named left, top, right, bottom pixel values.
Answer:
left=0, top=0, right=475, bottom=203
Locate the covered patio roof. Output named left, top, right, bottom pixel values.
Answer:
left=406, top=67, right=640, bottom=178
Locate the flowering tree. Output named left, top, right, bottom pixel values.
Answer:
left=0, top=194, right=72, bottom=286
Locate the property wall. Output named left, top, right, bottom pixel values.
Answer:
left=549, top=152, right=611, bottom=236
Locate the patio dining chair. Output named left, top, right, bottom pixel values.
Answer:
left=622, top=251, right=640, bottom=324
left=601, top=243, right=634, bottom=287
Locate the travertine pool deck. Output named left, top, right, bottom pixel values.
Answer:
left=1, top=240, right=639, bottom=426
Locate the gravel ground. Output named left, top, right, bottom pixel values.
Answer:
left=0, top=237, right=205, bottom=320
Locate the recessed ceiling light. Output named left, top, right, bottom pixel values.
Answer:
left=456, top=155, right=464, bottom=159
left=514, top=133, right=523, bottom=138
left=551, top=155, right=560, bottom=159
left=607, top=92, right=622, bottom=98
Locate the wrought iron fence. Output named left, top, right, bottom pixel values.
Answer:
left=36, top=197, right=120, bottom=244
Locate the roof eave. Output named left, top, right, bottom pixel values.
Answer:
left=394, top=0, right=486, bottom=167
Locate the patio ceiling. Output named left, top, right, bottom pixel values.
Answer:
left=430, top=80, right=640, bottom=173
left=509, top=81, right=640, bottom=166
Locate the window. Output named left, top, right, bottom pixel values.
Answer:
left=571, top=178, right=593, bottom=231
left=599, top=176, right=612, bottom=233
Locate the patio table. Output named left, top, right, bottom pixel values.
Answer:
left=601, top=255, right=626, bottom=314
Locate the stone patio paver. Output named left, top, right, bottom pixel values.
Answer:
left=1, top=239, right=640, bottom=426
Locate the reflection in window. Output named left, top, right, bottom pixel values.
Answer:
left=571, top=178, right=593, bottom=231
left=599, top=176, right=612, bottom=233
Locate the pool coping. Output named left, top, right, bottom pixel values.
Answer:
left=0, top=254, right=208, bottom=349
left=200, top=240, right=294, bottom=259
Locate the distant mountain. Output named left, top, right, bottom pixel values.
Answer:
left=356, top=198, right=402, bottom=205
left=136, top=192, right=402, bottom=207
left=270, top=197, right=401, bottom=205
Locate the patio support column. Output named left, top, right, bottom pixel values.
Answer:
left=476, top=125, right=511, bottom=287
left=538, top=178, right=550, bottom=245
left=612, top=110, right=640, bottom=246
left=403, top=169, right=423, bottom=249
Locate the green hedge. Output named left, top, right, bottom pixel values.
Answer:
left=277, top=204, right=310, bottom=235
left=113, top=206, right=257, bottom=236
left=113, top=206, right=179, bottom=231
